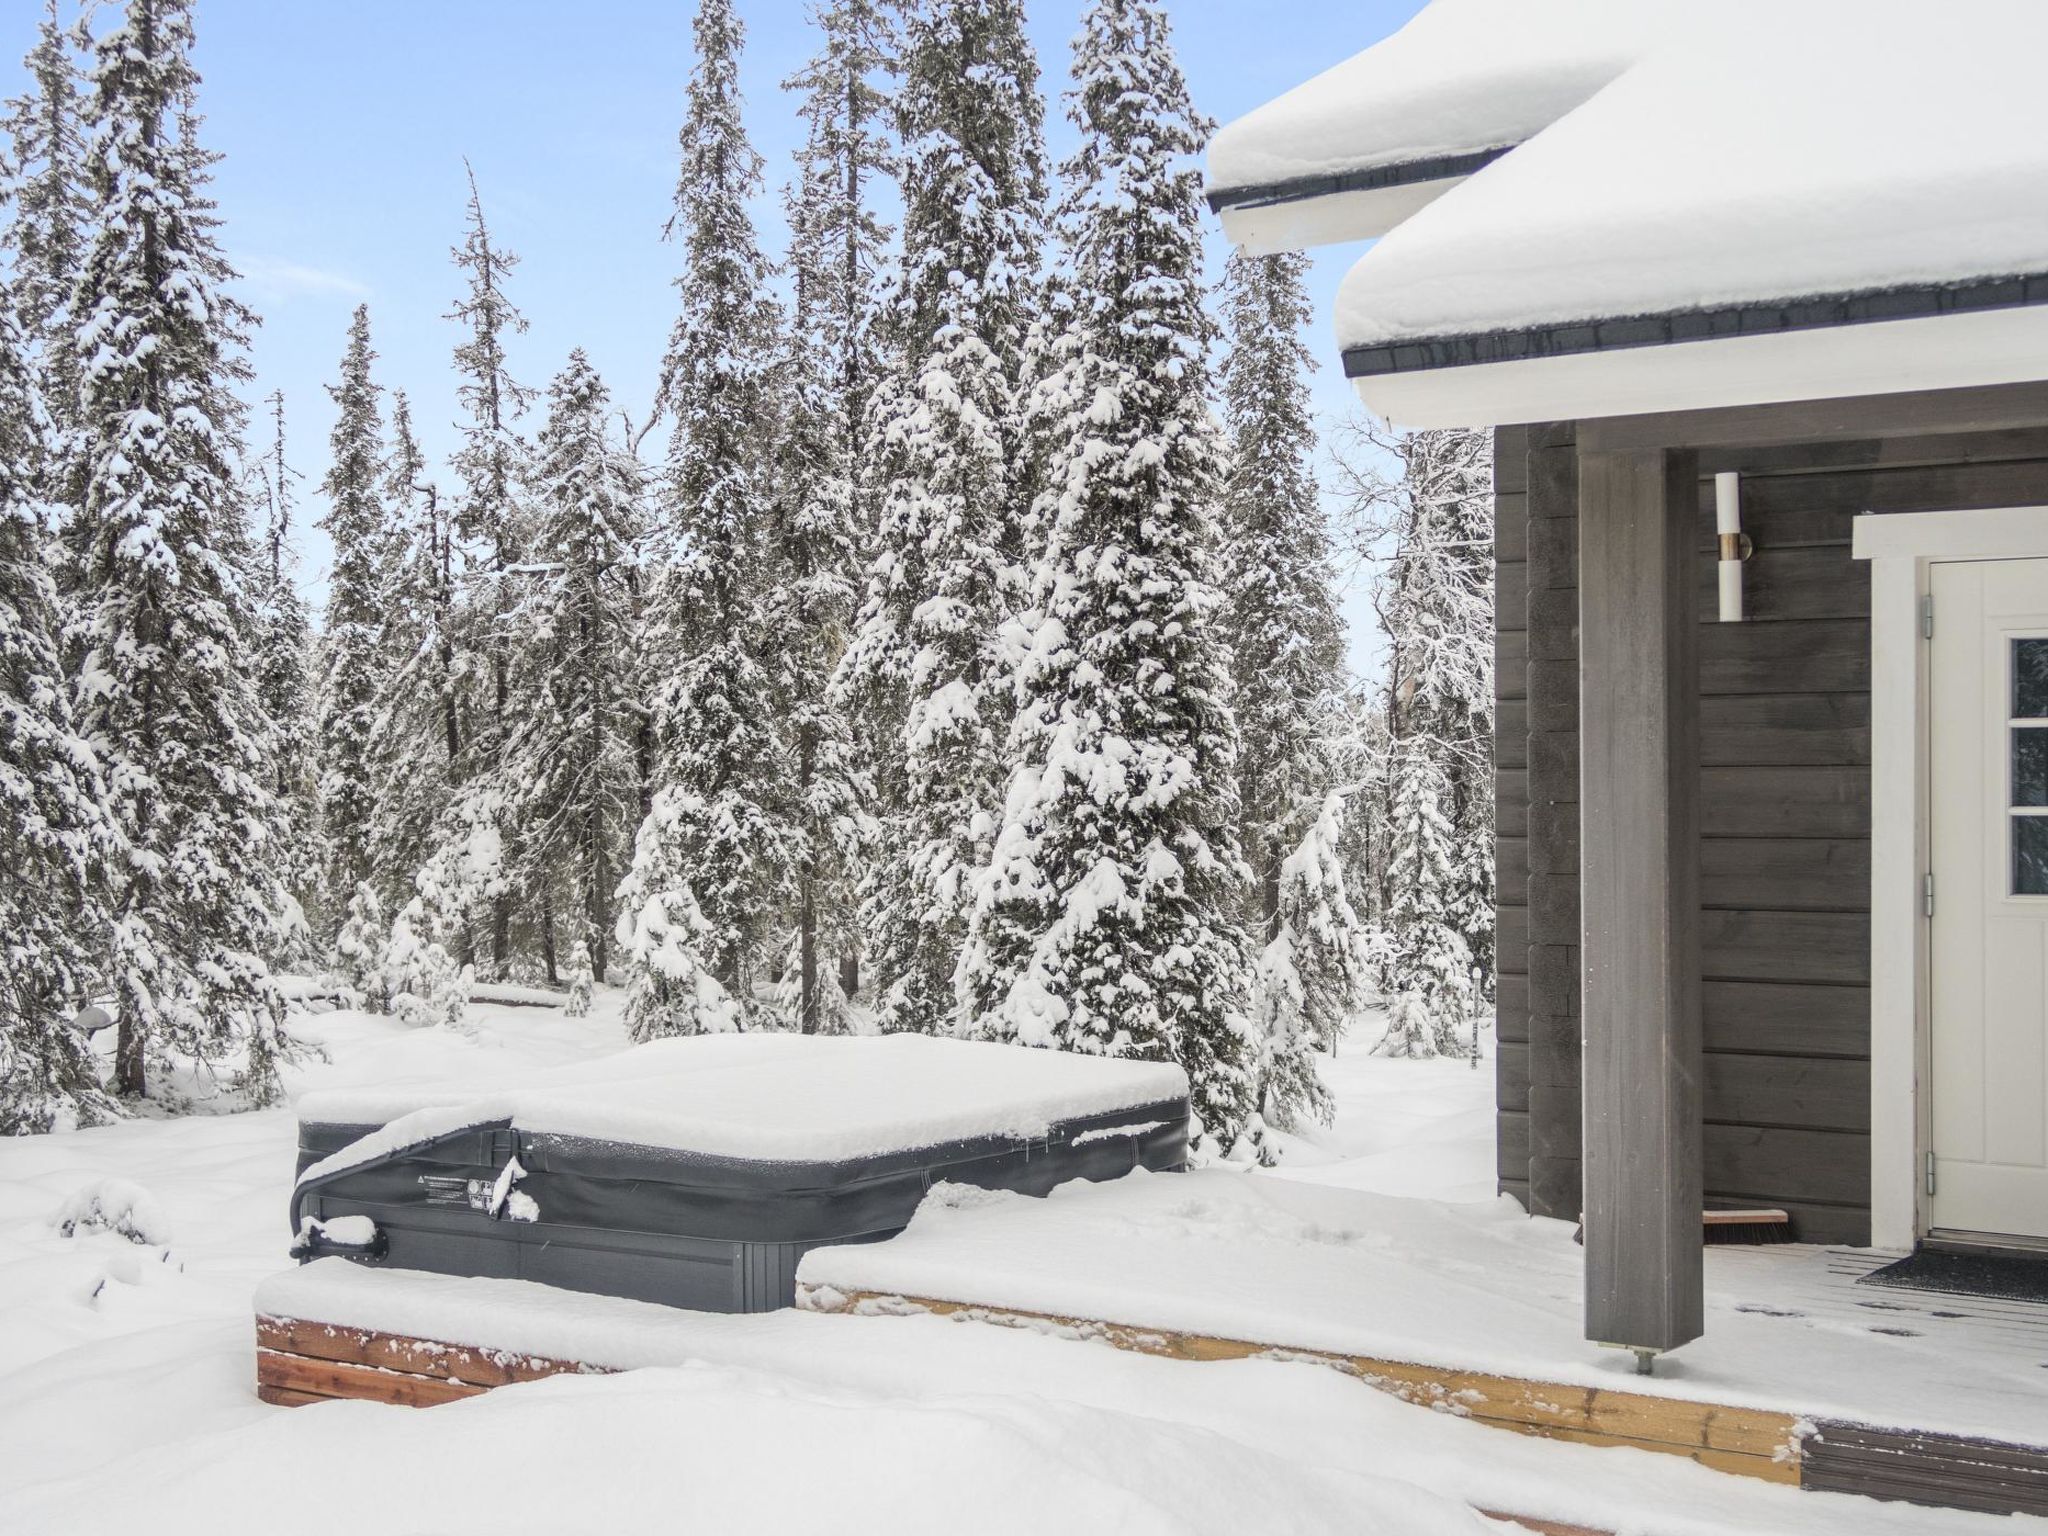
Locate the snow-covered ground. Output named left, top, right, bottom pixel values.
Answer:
left=0, top=1000, right=2032, bottom=1535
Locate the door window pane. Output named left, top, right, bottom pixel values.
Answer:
left=2019, top=817, right=2048, bottom=895
left=2018, top=638, right=2048, bottom=718
left=2018, top=729, right=2048, bottom=806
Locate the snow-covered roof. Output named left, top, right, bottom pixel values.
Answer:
left=1214, top=0, right=2048, bottom=426
left=1205, top=0, right=1677, bottom=253
left=296, top=1033, right=1187, bottom=1175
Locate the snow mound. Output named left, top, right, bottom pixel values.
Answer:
left=1208, top=0, right=1674, bottom=199
left=51, top=1180, right=168, bottom=1247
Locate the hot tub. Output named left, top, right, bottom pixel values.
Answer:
left=289, top=1034, right=1189, bottom=1313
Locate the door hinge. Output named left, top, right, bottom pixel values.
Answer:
left=1924, top=872, right=1936, bottom=918
left=1926, top=1151, right=1938, bottom=1196
left=1921, top=593, right=1935, bottom=639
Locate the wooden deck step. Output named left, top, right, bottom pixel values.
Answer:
left=794, top=1285, right=1802, bottom=1482
left=1481, top=1516, right=1612, bottom=1536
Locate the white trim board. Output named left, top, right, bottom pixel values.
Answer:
left=1351, top=307, right=2048, bottom=430
left=1855, top=504, right=2048, bottom=1249
left=1854, top=506, right=2048, bottom=562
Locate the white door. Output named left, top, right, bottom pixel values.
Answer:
left=1929, top=557, right=2048, bottom=1243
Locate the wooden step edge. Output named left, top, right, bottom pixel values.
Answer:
left=257, top=1347, right=488, bottom=1408
left=797, top=1284, right=1803, bottom=1481
left=256, top=1313, right=611, bottom=1389
left=1480, top=1514, right=1613, bottom=1536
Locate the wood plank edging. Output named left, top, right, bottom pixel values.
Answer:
left=256, top=1314, right=610, bottom=1390
left=792, top=1284, right=1801, bottom=1483
left=256, top=1347, right=489, bottom=1408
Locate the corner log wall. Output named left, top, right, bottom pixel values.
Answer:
left=1495, top=423, right=1584, bottom=1222
left=1496, top=421, right=2048, bottom=1243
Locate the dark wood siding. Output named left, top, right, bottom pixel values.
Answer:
left=1492, top=424, right=1530, bottom=1213
left=1522, top=425, right=1582, bottom=1220
left=1691, top=431, right=2048, bottom=1242
left=1507, top=421, right=2048, bottom=1245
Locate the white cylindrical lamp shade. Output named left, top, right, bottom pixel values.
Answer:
left=1715, top=472, right=1744, bottom=622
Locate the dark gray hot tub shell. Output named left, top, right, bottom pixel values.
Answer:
left=291, top=1099, right=1188, bottom=1313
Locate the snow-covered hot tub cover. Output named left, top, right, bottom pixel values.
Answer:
left=296, top=1033, right=1188, bottom=1180
left=1213, top=0, right=2048, bottom=426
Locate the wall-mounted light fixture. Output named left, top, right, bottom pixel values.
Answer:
left=1715, top=472, right=1755, bottom=622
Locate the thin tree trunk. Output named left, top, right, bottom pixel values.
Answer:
left=799, top=730, right=818, bottom=1033
left=589, top=812, right=610, bottom=984
left=540, top=890, right=558, bottom=986
left=114, top=1009, right=144, bottom=1097
left=491, top=901, right=510, bottom=977
left=800, top=873, right=818, bottom=1034
left=839, top=948, right=859, bottom=1001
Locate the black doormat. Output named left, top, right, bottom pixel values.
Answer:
left=1859, top=1246, right=2048, bottom=1304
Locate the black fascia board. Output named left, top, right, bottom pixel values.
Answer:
left=1204, top=144, right=1512, bottom=215
left=1342, top=271, right=2048, bottom=379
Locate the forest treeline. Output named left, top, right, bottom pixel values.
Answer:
left=0, top=0, right=1494, bottom=1152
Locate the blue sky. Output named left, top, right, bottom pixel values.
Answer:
left=40, top=0, right=1428, bottom=665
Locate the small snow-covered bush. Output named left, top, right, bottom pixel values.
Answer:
left=616, top=797, right=744, bottom=1038
left=392, top=945, right=468, bottom=1031
left=332, top=882, right=391, bottom=1011
left=387, top=887, right=469, bottom=1031
left=1374, top=991, right=1439, bottom=1060
left=53, top=1179, right=168, bottom=1246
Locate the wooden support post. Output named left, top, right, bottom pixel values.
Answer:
left=1578, top=446, right=1704, bottom=1358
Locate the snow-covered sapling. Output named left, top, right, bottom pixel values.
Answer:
left=565, top=940, right=595, bottom=1019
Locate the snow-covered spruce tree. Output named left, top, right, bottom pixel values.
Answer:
left=510, top=352, right=643, bottom=985
left=365, top=390, right=462, bottom=913
left=619, top=0, right=793, bottom=1038
left=247, top=390, right=319, bottom=938
left=1346, top=422, right=1495, bottom=1026
left=65, top=0, right=288, bottom=1102
left=1373, top=738, right=1473, bottom=1058
left=315, top=305, right=387, bottom=900
left=765, top=313, right=870, bottom=1033
left=1253, top=793, right=1369, bottom=1128
left=1217, top=247, right=1362, bottom=1093
left=0, top=277, right=116, bottom=1134
left=332, top=881, right=389, bottom=1010
left=837, top=0, right=1048, bottom=1035
left=444, top=164, right=535, bottom=974
left=958, top=0, right=1260, bottom=1153
left=3, top=0, right=91, bottom=499
left=769, top=1, right=894, bottom=1032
